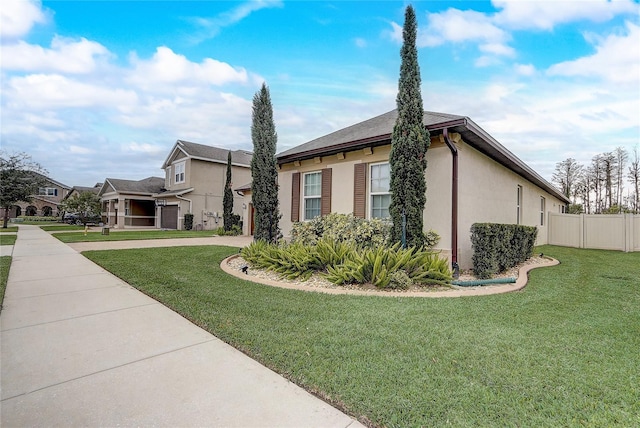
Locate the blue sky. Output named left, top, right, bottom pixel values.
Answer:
left=2, top=0, right=639, bottom=187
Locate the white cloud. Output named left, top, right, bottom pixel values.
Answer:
left=479, top=42, right=515, bottom=57
left=547, top=21, right=640, bottom=84
left=418, top=8, right=509, bottom=47
left=122, top=142, right=164, bottom=155
left=1, top=36, right=111, bottom=74
left=70, top=145, right=92, bottom=154
left=514, top=63, right=536, bottom=76
left=127, top=46, right=254, bottom=89
left=494, top=0, right=639, bottom=30
left=0, top=0, right=46, bottom=39
left=384, top=21, right=403, bottom=43
left=354, top=37, right=367, bottom=48
left=6, top=74, right=138, bottom=109
left=190, top=0, right=283, bottom=41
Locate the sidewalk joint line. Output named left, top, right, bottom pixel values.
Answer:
left=0, top=302, right=159, bottom=332
left=0, top=338, right=217, bottom=402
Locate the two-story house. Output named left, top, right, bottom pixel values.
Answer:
left=1, top=173, right=71, bottom=218
left=155, top=140, right=253, bottom=230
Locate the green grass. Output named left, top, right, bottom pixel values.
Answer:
left=0, top=227, right=18, bottom=233
left=54, top=230, right=216, bottom=243
left=0, top=256, right=11, bottom=312
left=83, top=245, right=640, bottom=427
left=0, top=234, right=17, bottom=246
left=40, top=225, right=87, bottom=232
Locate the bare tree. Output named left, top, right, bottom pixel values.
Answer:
left=628, top=146, right=640, bottom=214
left=614, top=146, right=628, bottom=208
left=552, top=158, right=584, bottom=202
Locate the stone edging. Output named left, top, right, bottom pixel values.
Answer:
left=220, top=255, right=560, bottom=298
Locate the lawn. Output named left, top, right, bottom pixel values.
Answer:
left=54, top=230, right=217, bottom=243
left=0, top=227, right=19, bottom=233
left=0, top=234, right=17, bottom=246
left=83, top=245, right=640, bottom=427
left=0, top=256, right=11, bottom=311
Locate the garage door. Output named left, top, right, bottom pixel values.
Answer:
left=161, top=206, right=178, bottom=229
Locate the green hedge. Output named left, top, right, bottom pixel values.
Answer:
left=15, top=216, right=61, bottom=222
left=470, top=223, right=538, bottom=279
left=184, top=213, right=194, bottom=230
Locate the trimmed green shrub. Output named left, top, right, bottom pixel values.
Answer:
left=291, top=213, right=391, bottom=248
left=184, top=213, right=194, bottom=230
left=388, top=270, right=413, bottom=290
left=471, top=223, right=538, bottom=279
left=214, top=225, right=242, bottom=236
left=17, top=216, right=61, bottom=222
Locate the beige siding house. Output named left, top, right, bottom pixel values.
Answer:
left=99, top=177, right=164, bottom=228
left=273, top=110, right=569, bottom=270
left=157, top=140, right=252, bottom=230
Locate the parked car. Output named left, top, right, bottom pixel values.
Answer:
left=63, top=212, right=100, bottom=225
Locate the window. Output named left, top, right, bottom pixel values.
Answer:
left=540, top=197, right=546, bottom=226
left=303, top=172, right=321, bottom=220
left=124, top=200, right=130, bottom=216
left=38, top=187, right=57, bottom=196
left=370, top=163, right=391, bottom=219
left=174, top=162, right=185, bottom=184
left=516, top=185, right=522, bottom=224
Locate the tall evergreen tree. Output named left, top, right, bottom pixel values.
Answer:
left=250, top=83, right=281, bottom=242
left=223, top=151, right=234, bottom=231
left=389, top=5, right=429, bottom=248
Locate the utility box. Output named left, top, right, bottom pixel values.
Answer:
left=102, top=227, right=110, bottom=235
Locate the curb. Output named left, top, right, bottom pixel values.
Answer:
left=220, top=255, right=560, bottom=298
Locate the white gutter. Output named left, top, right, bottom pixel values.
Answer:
left=176, top=194, right=192, bottom=213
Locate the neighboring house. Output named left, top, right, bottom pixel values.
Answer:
left=156, top=140, right=253, bottom=230
left=98, top=177, right=164, bottom=228
left=270, top=109, right=570, bottom=270
left=64, top=183, right=103, bottom=201
left=1, top=173, right=71, bottom=218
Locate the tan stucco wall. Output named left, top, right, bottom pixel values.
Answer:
left=456, top=140, right=566, bottom=268
left=170, top=159, right=251, bottom=230
left=275, top=133, right=566, bottom=271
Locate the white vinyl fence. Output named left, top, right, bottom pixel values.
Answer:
left=548, top=213, right=640, bottom=252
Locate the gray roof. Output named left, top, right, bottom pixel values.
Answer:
left=104, top=177, right=165, bottom=194
left=168, top=140, right=253, bottom=167
left=276, top=109, right=569, bottom=204
left=277, top=110, right=463, bottom=161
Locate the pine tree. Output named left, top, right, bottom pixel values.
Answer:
left=389, top=5, right=429, bottom=248
left=223, top=151, right=234, bottom=231
left=250, top=83, right=281, bottom=242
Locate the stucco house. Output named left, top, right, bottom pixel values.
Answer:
left=1, top=173, right=71, bottom=218
left=271, top=109, right=569, bottom=271
left=99, top=177, right=164, bottom=228
left=155, top=140, right=253, bottom=230
left=64, top=183, right=102, bottom=201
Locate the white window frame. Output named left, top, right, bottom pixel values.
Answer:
left=174, top=161, right=185, bottom=184
left=517, top=185, right=522, bottom=225
left=39, top=187, right=57, bottom=196
left=369, top=162, right=391, bottom=219
left=124, top=200, right=130, bottom=216
left=540, top=197, right=546, bottom=226
left=303, top=171, right=322, bottom=220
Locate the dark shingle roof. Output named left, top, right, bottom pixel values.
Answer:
left=176, top=140, right=253, bottom=166
left=277, top=110, right=463, bottom=161
left=105, top=177, right=165, bottom=194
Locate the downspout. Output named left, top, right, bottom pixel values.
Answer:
left=176, top=194, right=193, bottom=229
left=442, top=128, right=459, bottom=279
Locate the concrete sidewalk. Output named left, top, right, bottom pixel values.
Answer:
left=0, top=225, right=364, bottom=427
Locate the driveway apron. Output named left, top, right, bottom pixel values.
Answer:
left=0, top=225, right=363, bottom=427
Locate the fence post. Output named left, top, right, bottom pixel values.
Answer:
left=579, top=214, right=585, bottom=249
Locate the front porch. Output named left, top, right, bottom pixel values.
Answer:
left=101, top=197, right=157, bottom=229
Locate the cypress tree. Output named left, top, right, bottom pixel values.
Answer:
left=250, top=83, right=281, bottom=242
left=389, top=5, right=430, bottom=248
left=223, top=151, right=234, bottom=231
